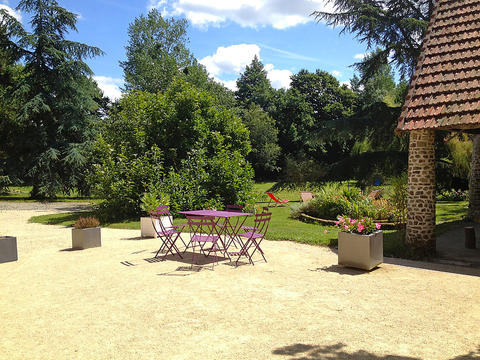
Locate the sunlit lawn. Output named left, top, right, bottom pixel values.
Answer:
left=28, top=182, right=469, bottom=258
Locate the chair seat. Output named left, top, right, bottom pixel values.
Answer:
left=228, top=251, right=245, bottom=256
left=191, top=234, right=219, bottom=243
left=158, top=229, right=182, bottom=236
left=170, top=223, right=187, bottom=229
left=241, top=225, right=256, bottom=231
left=238, top=231, right=264, bottom=239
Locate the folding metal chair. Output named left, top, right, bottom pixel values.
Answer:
left=229, top=211, right=271, bottom=266
left=150, top=206, right=187, bottom=261
left=186, top=215, right=226, bottom=269
left=220, top=204, right=261, bottom=249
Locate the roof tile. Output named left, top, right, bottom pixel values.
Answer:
left=398, top=0, right=480, bottom=131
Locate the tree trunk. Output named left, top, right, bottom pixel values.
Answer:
left=468, top=134, right=480, bottom=221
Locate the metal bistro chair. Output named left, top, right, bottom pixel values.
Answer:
left=150, top=206, right=187, bottom=260
left=186, top=215, right=226, bottom=269
left=229, top=211, right=272, bottom=266
left=225, top=204, right=269, bottom=231
left=221, top=205, right=268, bottom=249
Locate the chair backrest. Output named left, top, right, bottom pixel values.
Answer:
left=300, top=191, right=315, bottom=202
left=150, top=205, right=170, bottom=217
left=226, top=204, right=243, bottom=212
left=186, top=215, right=218, bottom=237
left=149, top=206, right=172, bottom=235
left=367, top=190, right=382, bottom=200
left=254, top=212, right=272, bottom=236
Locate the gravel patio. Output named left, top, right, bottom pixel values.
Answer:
left=1, top=205, right=479, bottom=360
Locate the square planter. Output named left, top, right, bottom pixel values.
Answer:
left=72, top=227, right=101, bottom=249
left=338, top=231, right=383, bottom=270
left=0, top=236, right=18, bottom=263
left=140, top=216, right=172, bottom=238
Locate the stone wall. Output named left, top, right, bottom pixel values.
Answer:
left=469, top=134, right=480, bottom=221
left=406, top=129, right=436, bottom=255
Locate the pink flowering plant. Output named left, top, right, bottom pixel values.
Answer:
left=335, top=215, right=381, bottom=235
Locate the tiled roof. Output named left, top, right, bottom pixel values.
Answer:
left=397, top=0, right=480, bottom=132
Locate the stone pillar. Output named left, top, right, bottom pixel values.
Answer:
left=469, top=134, right=480, bottom=221
left=406, top=129, right=436, bottom=256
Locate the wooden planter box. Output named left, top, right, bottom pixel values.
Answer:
left=72, top=227, right=101, bottom=249
left=0, top=236, right=18, bottom=263
left=338, top=231, right=383, bottom=270
left=140, top=216, right=172, bottom=238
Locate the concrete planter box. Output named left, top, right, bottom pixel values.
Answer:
left=72, top=227, right=101, bottom=249
left=338, top=231, right=383, bottom=270
left=140, top=216, right=172, bottom=238
left=0, top=236, right=18, bottom=263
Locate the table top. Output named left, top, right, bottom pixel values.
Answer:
left=179, top=210, right=253, bottom=218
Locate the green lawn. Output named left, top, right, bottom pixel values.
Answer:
left=28, top=181, right=469, bottom=259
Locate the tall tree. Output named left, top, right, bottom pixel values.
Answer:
left=120, top=9, right=194, bottom=93
left=0, top=10, right=24, bottom=188
left=10, top=0, right=103, bottom=198
left=350, top=50, right=397, bottom=109
left=235, top=55, right=274, bottom=111
left=312, top=0, right=433, bottom=80
left=240, top=104, right=281, bottom=178
left=290, top=69, right=356, bottom=124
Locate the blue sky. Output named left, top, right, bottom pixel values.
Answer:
left=2, top=0, right=369, bottom=100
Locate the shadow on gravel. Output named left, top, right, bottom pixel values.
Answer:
left=272, top=342, right=480, bottom=360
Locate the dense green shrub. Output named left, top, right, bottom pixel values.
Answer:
left=385, top=173, right=408, bottom=227
left=163, top=148, right=254, bottom=214
left=291, top=183, right=392, bottom=221
left=437, top=189, right=468, bottom=202
left=89, top=79, right=254, bottom=219
left=90, top=141, right=164, bottom=220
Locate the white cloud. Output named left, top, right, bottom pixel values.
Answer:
left=331, top=70, right=341, bottom=77
left=200, top=44, right=292, bottom=90
left=0, top=4, right=21, bottom=21
left=340, top=81, right=351, bottom=88
left=200, top=44, right=260, bottom=77
left=354, top=52, right=372, bottom=60
left=259, top=43, right=319, bottom=62
left=219, top=79, right=237, bottom=91
left=151, top=0, right=334, bottom=29
left=93, top=76, right=123, bottom=101
left=266, top=65, right=292, bottom=89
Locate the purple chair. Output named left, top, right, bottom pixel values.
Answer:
left=229, top=211, right=271, bottom=266
left=150, top=206, right=187, bottom=260
left=186, top=215, right=227, bottom=269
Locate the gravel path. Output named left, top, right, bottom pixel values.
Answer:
left=0, top=201, right=91, bottom=212
left=1, top=207, right=480, bottom=360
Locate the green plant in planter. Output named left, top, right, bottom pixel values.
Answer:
left=140, top=189, right=171, bottom=214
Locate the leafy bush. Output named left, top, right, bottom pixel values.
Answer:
left=74, top=216, right=100, bottom=229
left=90, top=142, right=164, bottom=220
left=163, top=148, right=254, bottom=214
left=291, top=182, right=393, bottom=221
left=140, top=188, right=171, bottom=214
left=385, top=173, right=408, bottom=227
left=437, top=189, right=468, bottom=202
left=0, top=175, right=11, bottom=195
left=89, top=79, right=254, bottom=220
